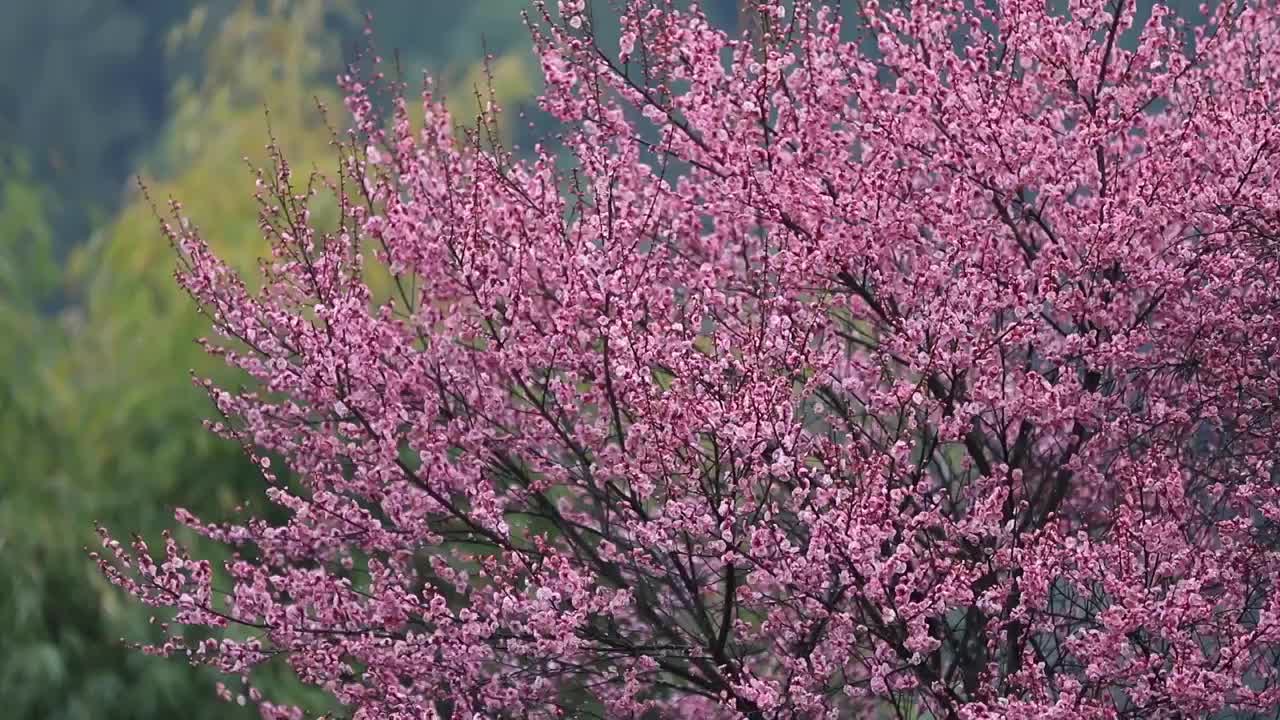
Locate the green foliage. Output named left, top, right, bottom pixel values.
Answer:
left=0, top=3, right=351, bottom=717
left=360, top=0, right=531, bottom=77
left=0, top=152, right=59, bottom=309
left=0, top=152, right=234, bottom=720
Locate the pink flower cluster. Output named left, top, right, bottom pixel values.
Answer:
left=96, top=1, right=1280, bottom=718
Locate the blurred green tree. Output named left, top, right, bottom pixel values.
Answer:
left=1, top=2, right=352, bottom=716
left=0, top=147, right=246, bottom=719
left=359, top=0, right=530, bottom=80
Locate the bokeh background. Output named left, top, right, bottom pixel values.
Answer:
left=0, top=1, right=1207, bottom=718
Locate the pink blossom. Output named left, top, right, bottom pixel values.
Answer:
left=95, top=1, right=1280, bottom=718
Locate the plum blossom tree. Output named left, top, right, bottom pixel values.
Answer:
left=94, top=0, right=1280, bottom=717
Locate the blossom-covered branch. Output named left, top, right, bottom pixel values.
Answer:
left=97, top=1, right=1280, bottom=718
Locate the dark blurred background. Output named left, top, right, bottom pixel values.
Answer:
left=0, top=1, right=1203, bottom=718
